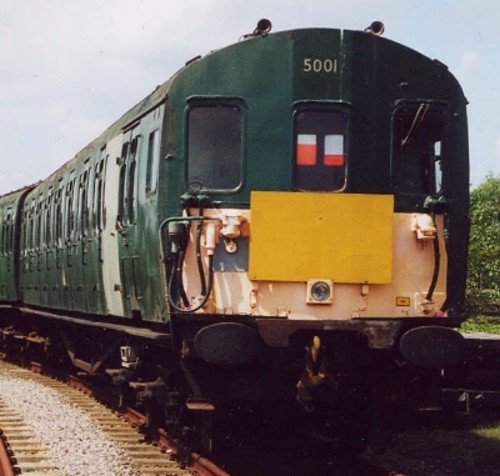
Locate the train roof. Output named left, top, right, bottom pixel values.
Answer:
left=0, top=184, right=38, bottom=201
left=26, top=22, right=465, bottom=191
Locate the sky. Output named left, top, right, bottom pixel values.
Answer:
left=0, top=0, right=498, bottom=195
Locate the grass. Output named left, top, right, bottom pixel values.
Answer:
left=367, top=420, right=500, bottom=475
left=371, top=296, right=500, bottom=474
left=459, top=315, right=500, bottom=335
left=462, top=289, right=500, bottom=334
left=378, top=307, right=500, bottom=474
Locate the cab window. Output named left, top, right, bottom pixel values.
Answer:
left=187, top=105, right=242, bottom=191
left=392, top=103, right=446, bottom=195
left=294, top=109, right=347, bottom=191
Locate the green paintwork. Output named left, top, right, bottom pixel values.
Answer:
left=165, top=28, right=469, bottom=314
left=0, top=187, right=31, bottom=302
left=166, top=28, right=468, bottom=202
left=0, top=27, right=469, bottom=321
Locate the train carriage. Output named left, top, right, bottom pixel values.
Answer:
left=0, top=187, right=32, bottom=303
left=0, top=20, right=469, bottom=447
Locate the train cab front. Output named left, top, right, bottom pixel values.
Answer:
left=161, top=183, right=466, bottom=408
left=160, top=23, right=469, bottom=408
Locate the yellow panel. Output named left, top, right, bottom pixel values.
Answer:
left=249, top=192, right=393, bottom=283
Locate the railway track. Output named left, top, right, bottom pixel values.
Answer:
left=0, top=397, right=63, bottom=476
left=0, top=359, right=226, bottom=476
left=4, top=353, right=498, bottom=476
left=0, top=358, right=391, bottom=476
left=0, top=360, right=397, bottom=476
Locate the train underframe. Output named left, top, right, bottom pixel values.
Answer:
left=0, top=306, right=463, bottom=452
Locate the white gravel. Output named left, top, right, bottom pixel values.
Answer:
left=0, top=376, right=140, bottom=476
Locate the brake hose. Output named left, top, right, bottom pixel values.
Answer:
left=425, top=212, right=440, bottom=301
left=168, top=254, right=214, bottom=313
left=195, top=208, right=207, bottom=296
left=175, top=247, right=190, bottom=307
left=167, top=216, right=215, bottom=313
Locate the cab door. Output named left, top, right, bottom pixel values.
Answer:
left=116, top=126, right=142, bottom=318
left=101, top=135, right=125, bottom=318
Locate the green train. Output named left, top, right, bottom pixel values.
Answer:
left=0, top=20, right=469, bottom=446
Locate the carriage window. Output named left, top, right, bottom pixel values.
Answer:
left=295, top=110, right=347, bottom=191
left=65, top=178, right=75, bottom=239
left=36, top=202, right=42, bottom=251
left=29, top=202, right=36, bottom=250
left=79, top=170, right=90, bottom=235
left=118, top=142, right=128, bottom=224
left=146, top=129, right=160, bottom=193
left=1, top=213, right=10, bottom=254
left=393, top=103, right=446, bottom=195
left=118, top=133, right=139, bottom=225
left=94, top=156, right=106, bottom=230
left=55, top=186, right=63, bottom=245
left=22, top=210, right=28, bottom=250
left=45, top=192, right=52, bottom=246
left=187, top=106, right=242, bottom=191
left=128, top=160, right=137, bottom=224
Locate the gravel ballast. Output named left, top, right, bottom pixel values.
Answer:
left=0, top=375, right=139, bottom=476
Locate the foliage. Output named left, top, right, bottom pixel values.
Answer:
left=459, top=313, right=500, bottom=334
left=465, top=174, right=500, bottom=318
left=467, top=174, right=500, bottom=291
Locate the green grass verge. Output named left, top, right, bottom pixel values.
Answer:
left=459, top=315, right=500, bottom=334
left=367, top=421, right=500, bottom=475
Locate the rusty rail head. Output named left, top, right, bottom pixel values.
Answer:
left=156, top=428, right=230, bottom=476
left=0, top=430, right=15, bottom=476
left=190, top=452, right=232, bottom=476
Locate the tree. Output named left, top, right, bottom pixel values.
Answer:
left=466, top=174, right=500, bottom=315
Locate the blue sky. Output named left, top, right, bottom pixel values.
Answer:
left=0, top=0, right=498, bottom=194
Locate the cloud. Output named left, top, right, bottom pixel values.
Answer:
left=457, top=50, right=481, bottom=78
left=0, top=0, right=497, bottom=193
